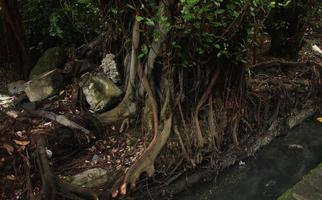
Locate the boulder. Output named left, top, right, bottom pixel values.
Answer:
left=98, top=53, right=120, bottom=83
left=69, top=168, right=108, bottom=188
left=7, top=80, right=26, bottom=95
left=79, top=73, right=122, bottom=112
left=29, top=47, right=67, bottom=80
left=25, top=70, right=64, bottom=102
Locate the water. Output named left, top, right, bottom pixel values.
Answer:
left=176, top=120, right=322, bottom=200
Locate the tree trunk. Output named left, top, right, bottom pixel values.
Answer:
left=0, top=0, right=31, bottom=79
left=266, top=0, right=317, bottom=59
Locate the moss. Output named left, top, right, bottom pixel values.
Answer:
left=277, top=187, right=294, bottom=200
left=29, top=47, right=67, bottom=80
left=277, top=162, right=322, bottom=200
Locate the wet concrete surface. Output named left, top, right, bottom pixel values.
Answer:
left=176, top=120, right=322, bottom=200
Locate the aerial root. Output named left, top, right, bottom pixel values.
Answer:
left=112, top=116, right=172, bottom=197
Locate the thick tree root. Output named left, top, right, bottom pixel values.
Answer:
left=112, top=116, right=172, bottom=197
left=98, top=100, right=136, bottom=125
left=194, top=68, right=221, bottom=147
left=32, top=134, right=57, bottom=200
left=98, top=19, right=140, bottom=125
left=32, top=133, right=99, bottom=200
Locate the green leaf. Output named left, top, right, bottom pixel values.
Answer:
left=136, top=16, right=144, bottom=22
left=77, top=0, right=89, bottom=5
left=215, top=9, right=225, bottom=15
left=227, top=4, right=235, bottom=10
left=145, top=18, right=155, bottom=26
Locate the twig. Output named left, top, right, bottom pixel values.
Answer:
left=22, top=103, right=90, bottom=135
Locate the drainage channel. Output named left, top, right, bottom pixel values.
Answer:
left=176, top=120, right=322, bottom=200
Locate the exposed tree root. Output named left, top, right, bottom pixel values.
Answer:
left=112, top=116, right=172, bottom=197
left=208, top=94, right=219, bottom=151
left=32, top=134, right=57, bottom=200
left=174, top=125, right=194, bottom=166
left=98, top=19, right=140, bottom=125
left=231, top=114, right=240, bottom=148
left=32, top=133, right=99, bottom=200
left=23, top=103, right=91, bottom=135
left=194, top=68, right=221, bottom=147
left=57, top=179, right=99, bottom=200
left=252, top=60, right=307, bottom=69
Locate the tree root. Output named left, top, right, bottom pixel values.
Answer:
left=112, top=116, right=172, bottom=197
left=98, top=19, right=140, bottom=125
left=231, top=114, right=240, bottom=148
left=252, top=60, right=307, bottom=69
left=57, top=179, right=99, bottom=200
left=208, top=94, right=220, bottom=151
left=23, top=103, right=91, bottom=135
left=32, top=134, right=57, bottom=200
left=174, top=125, right=195, bottom=167
left=32, top=133, right=99, bottom=200
left=98, top=100, right=136, bottom=125
left=194, top=68, right=221, bottom=147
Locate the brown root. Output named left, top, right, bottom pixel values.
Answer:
left=32, top=133, right=99, bottom=200
left=98, top=19, right=140, bottom=125
left=32, top=134, right=57, bottom=200
left=232, top=114, right=240, bottom=148
left=194, top=68, right=221, bottom=148
left=174, top=125, right=195, bottom=167
left=112, top=116, right=172, bottom=197
left=208, top=94, right=219, bottom=151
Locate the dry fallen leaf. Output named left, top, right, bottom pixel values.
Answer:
left=13, top=140, right=30, bottom=146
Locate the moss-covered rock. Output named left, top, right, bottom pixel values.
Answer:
left=79, top=72, right=122, bottom=112
left=278, top=163, right=322, bottom=200
left=29, top=47, right=67, bottom=80
left=25, top=70, right=64, bottom=102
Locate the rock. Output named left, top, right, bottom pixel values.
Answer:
left=79, top=73, right=122, bottom=112
left=25, top=70, right=64, bottom=102
left=0, top=94, right=15, bottom=109
left=69, top=168, right=108, bottom=188
left=7, top=80, right=26, bottom=95
left=287, top=107, right=316, bottom=129
left=0, top=94, right=18, bottom=119
left=29, top=47, right=67, bottom=80
left=98, top=53, right=120, bottom=83
left=312, top=44, right=322, bottom=58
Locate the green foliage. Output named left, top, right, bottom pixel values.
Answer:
left=171, top=0, right=272, bottom=67
left=19, top=0, right=106, bottom=59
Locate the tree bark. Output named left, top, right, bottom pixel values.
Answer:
left=266, top=0, right=317, bottom=59
left=0, top=0, right=31, bottom=79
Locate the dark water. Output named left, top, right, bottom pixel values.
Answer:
left=176, top=120, right=322, bottom=200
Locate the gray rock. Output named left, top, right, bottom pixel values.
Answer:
left=29, top=47, right=67, bottom=80
left=70, top=168, right=108, bottom=188
left=25, top=70, right=64, bottom=102
left=287, top=107, right=315, bottom=129
left=99, top=53, right=120, bottom=83
left=7, top=80, right=26, bottom=95
left=79, top=73, right=122, bottom=112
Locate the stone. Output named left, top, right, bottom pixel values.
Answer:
left=312, top=44, right=322, bottom=58
left=79, top=73, right=122, bottom=112
left=29, top=47, right=67, bottom=80
left=69, top=168, right=108, bottom=188
left=7, top=80, right=26, bottom=95
left=98, top=53, right=120, bottom=83
left=278, top=163, right=322, bottom=200
left=287, top=108, right=315, bottom=129
left=25, top=70, right=64, bottom=102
